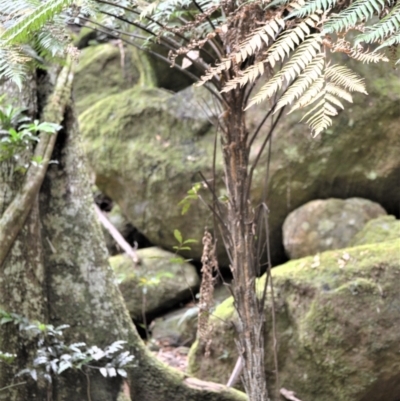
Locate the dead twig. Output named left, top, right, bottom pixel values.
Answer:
left=94, top=204, right=139, bottom=264
left=280, top=388, right=303, bottom=401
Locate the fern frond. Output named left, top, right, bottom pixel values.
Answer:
left=266, top=14, right=320, bottom=68
left=325, top=92, right=344, bottom=109
left=355, top=3, right=400, bottom=45
left=323, top=0, right=389, bottom=34
left=347, top=47, right=389, bottom=63
left=196, top=59, right=231, bottom=85
left=0, top=0, right=74, bottom=46
left=325, top=64, right=367, bottom=93
left=245, top=34, right=323, bottom=109
left=233, top=18, right=285, bottom=65
left=325, top=82, right=353, bottom=103
left=221, top=61, right=266, bottom=92
left=289, top=76, right=325, bottom=112
left=0, top=44, right=30, bottom=89
left=197, top=18, right=284, bottom=86
left=266, top=0, right=291, bottom=9
left=286, top=0, right=338, bottom=19
left=301, top=97, right=336, bottom=136
left=375, top=28, right=400, bottom=49
left=275, top=54, right=324, bottom=110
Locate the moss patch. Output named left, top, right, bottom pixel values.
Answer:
left=189, top=240, right=400, bottom=401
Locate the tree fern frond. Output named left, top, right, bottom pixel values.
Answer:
left=375, top=28, right=400, bottom=49
left=0, top=45, right=30, bottom=89
left=325, top=64, right=367, bottom=93
left=245, top=34, right=323, bottom=109
left=0, top=0, right=74, bottom=46
left=355, top=3, right=400, bottom=45
left=233, top=18, right=285, bottom=65
left=286, top=0, right=338, bottom=19
left=323, top=0, right=389, bottom=34
left=196, top=58, right=231, bottom=86
left=289, top=76, right=325, bottom=112
left=325, top=92, right=344, bottom=109
left=347, top=47, right=389, bottom=63
left=197, top=18, right=284, bottom=86
left=221, top=61, right=265, bottom=92
left=266, top=0, right=291, bottom=9
left=275, top=54, right=324, bottom=110
left=326, top=82, right=353, bottom=102
left=301, top=97, right=336, bottom=136
left=266, top=14, right=320, bottom=67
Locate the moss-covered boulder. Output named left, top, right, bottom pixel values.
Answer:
left=283, top=198, right=387, bottom=259
left=80, top=57, right=400, bottom=266
left=188, top=239, right=400, bottom=401
left=74, top=43, right=155, bottom=113
left=350, top=215, right=400, bottom=246
left=81, top=85, right=222, bottom=261
left=150, top=306, right=198, bottom=347
left=110, top=247, right=199, bottom=321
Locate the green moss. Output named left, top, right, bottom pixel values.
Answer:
left=74, top=44, right=157, bottom=114
left=188, top=240, right=400, bottom=400
left=350, top=215, right=400, bottom=247
left=109, top=247, right=199, bottom=320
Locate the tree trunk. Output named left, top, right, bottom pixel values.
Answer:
left=0, top=71, right=247, bottom=401
left=222, top=90, right=268, bottom=401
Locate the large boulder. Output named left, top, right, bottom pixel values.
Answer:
left=79, top=52, right=400, bottom=266
left=188, top=239, right=400, bottom=401
left=110, top=247, right=200, bottom=321
left=80, top=85, right=222, bottom=261
left=282, top=198, right=387, bottom=259
left=74, top=43, right=155, bottom=114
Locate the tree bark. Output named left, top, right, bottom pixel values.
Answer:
left=0, top=70, right=247, bottom=401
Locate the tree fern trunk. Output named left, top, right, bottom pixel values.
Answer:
left=222, top=91, right=268, bottom=401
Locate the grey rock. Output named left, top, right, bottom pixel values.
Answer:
left=282, top=198, right=387, bottom=259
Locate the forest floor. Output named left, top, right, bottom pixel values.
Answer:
left=151, top=342, right=189, bottom=372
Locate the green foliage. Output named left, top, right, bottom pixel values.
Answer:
left=0, top=310, right=135, bottom=384
left=178, top=182, right=202, bottom=215
left=172, top=228, right=198, bottom=252
left=0, top=98, right=61, bottom=162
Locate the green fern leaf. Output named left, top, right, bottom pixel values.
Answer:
left=355, top=3, right=400, bottom=45
left=286, top=0, right=338, bottom=19
left=323, top=0, right=389, bottom=34
left=375, top=29, right=400, bottom=50
left=0, top=0, right=74, bottom=46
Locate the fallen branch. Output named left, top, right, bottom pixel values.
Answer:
left=280, top=388, right=303, bottom=401
left=94, top=204, right=139, bottom=264
left=0, top=60, right=74, bottom=268
left=226, top=356, right=243, bottom=388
